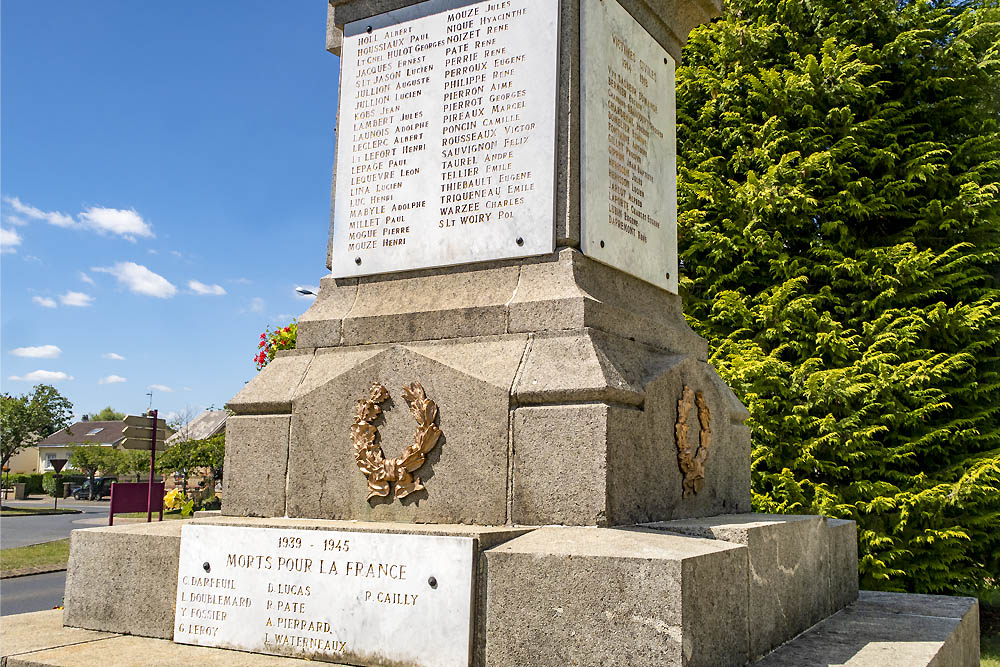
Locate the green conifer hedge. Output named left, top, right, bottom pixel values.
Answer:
left=676, top=0, right=1000, bottom=593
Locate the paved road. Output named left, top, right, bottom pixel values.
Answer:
left=0, top=571, right=67, bottom=616
left=1, top=500, right=110, bottom=549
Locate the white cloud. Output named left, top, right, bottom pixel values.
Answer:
left=103, top=352, right=126, bottom=360
left=99, top=375, right=127, bottom=384
left=294, top=285, right=319, bottom=300
left=8, top=369, right=73, bottom=382
left=230, top=277, right=252, bottom=285
left=188, top=280, right=226, bottom=296
left=1, top=227, right=22, bottom=253
left=93, top=262, right=176, bottom=298
left=10, top=345, right=62, bottom=359
left=4, top=214, right=27, bottom=227
left=78, top=206, right=153, bottom=239
left=250, top=297, right=265, bottom=313
left=170, top=250, right=183, bottom=258
left=60, top=291, right=94, bottom=307
left=182, top=386, right=193, bottom=391
left=32, top=296, right=58, bottom=308
left=3, top=196, right=75, bottom=228
left=148, top=384, right=173, bottom=392
left=79, top=272, right=95, bottom=285
left=3, top=196, right=155, bottom=240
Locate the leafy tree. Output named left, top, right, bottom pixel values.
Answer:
left=28, top=384, right=73, bottom=436
left=1, top=394, right=35, bottom=471
left=197, top=432, right=225, bottom=489
left=92, top=406, right=126, bottom=421
left=157, top=439, right=201, bottom=498
left=111, top=449, right=152, bottom=481
left=69, top=444, right=115, bottom=500
left=676, top=0, right=1000, bottom=594
left=1, top=384, right=73, bottom=469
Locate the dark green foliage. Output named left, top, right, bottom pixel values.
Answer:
left=1, top=384, right=73, bottom=469
left=42, top=473, right=86, bottom=497
left=676, top=0, right=1000, bottom=593
left=3, top=473, right=44, bottom=494
left=92, top=406, right=125, bottom=421
left=157, top=433, right=224, bottom=498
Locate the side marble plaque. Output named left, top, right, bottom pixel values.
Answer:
left=173, top=524, right=475, bottom=667
left=580, top=0, right=678, bottom=293
left=332, top=0, right=560, bottom=278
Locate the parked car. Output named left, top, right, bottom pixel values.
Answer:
left=72, top=477, right=117, bottom=501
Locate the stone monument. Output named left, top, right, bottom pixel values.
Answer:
left=2, top=1, right=979, bottom=666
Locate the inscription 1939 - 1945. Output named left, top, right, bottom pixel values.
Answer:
left=173, top=524, right=475, bottom=667
left=332, top=0, right=560, bottom=278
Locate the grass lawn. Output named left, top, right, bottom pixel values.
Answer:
left=0, top=539, right=70, bottom=573
left=0, top=506, right=80, bottom=517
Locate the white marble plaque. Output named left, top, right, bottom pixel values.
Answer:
left=332, top=0, right=559, bottom=278
left=580, top=0, right=678, bottom=293
left=173, top=524, right=475, bottom=666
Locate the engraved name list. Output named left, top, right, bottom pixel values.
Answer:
left=332, top=0, right=559, bottom=277
left=581, top=0, right=678, bottom=293
left=173, top=525, right=475, bottom=667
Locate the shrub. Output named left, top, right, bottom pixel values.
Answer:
left=7, top=473, right=45, bottom=494
left=677, top=0, right=1000, bottom=593
left=40, top=473, right=84, bottom=497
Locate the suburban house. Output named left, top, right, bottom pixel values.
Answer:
left=164, top=409, right=228, bottom=445
left=35, top=415, right=176, bottom=471
left=6, top=446, right=40, bottom=474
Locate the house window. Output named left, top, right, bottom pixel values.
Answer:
left=85, top=427, right=104, bottom=436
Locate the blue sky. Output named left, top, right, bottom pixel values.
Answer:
left=1, top=1, right=340, bottom=423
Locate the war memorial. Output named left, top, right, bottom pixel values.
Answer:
left=1, top=0, right=981, bottom=665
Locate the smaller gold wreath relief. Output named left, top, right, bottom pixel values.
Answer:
left=351, top=382, right=442, bottom=501
left=675, top=385, right=712, bottom=498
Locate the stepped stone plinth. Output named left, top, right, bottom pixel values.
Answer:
left=2, top=0, right=979, bottom=666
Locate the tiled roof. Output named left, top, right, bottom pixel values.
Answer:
left=165, top=410, right=228, bottom=444
left=36, top=420, right=127, bottom=446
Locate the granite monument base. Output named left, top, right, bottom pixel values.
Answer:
left=2, top=593, right=979, bottom=667
left=37, top=513, right=979, bottom=666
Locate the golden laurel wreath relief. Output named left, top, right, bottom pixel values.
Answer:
left=675, top=385, right=712, bottom=498
left=351, top=382, right=442, bottom=501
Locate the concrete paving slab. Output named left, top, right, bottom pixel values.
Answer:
left=0, top=609, right=112, bottom=658
left=753, top=590, right=979, bottom=666
left=4, top=632, right=340, bottom=666
left=1, top=590, right=980, bottom=667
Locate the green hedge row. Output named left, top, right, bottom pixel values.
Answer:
left=2, top=473, right=44, bottom=494
left=2, top=472, right=88, bottom=496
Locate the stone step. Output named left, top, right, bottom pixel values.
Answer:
left=2, top=592, right=978, bottom=667
left=752, top=591, right=980, bottom=666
